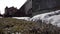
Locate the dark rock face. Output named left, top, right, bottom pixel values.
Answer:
left=4, top=0, right=32, bottom=17
left=4, top=0, right=60, bottom=17
left=32, top=0, right=60, bottom=16
left=33, top=0, right=59, bottom=11
left=4, top=6, right=18, bottom=17
left=0, top=14, right=2, bottom=17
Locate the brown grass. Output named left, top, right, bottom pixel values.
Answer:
left=0, top=18, right=60, bottom=34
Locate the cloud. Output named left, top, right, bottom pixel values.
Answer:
left=0, top=0, right=27, bottom=14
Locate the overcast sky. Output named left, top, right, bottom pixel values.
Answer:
left=0, top=0, right=27, bottom=14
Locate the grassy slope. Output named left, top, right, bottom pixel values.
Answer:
left=0, top=18, right=60, bottom=34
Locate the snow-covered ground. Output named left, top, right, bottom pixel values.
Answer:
left=44, top=15, right=60, bottom=27
left=12, top=17, right=30, bottom=21
left=30, top=10, right=60, bottom=27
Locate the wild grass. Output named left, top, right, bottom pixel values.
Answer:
left=0, top=18, right=60, bottom=34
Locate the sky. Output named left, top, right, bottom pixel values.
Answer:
left=0, top=0, right=27, bottom=14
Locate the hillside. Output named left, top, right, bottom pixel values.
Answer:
left=0, top=18, right=60, bottom=34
